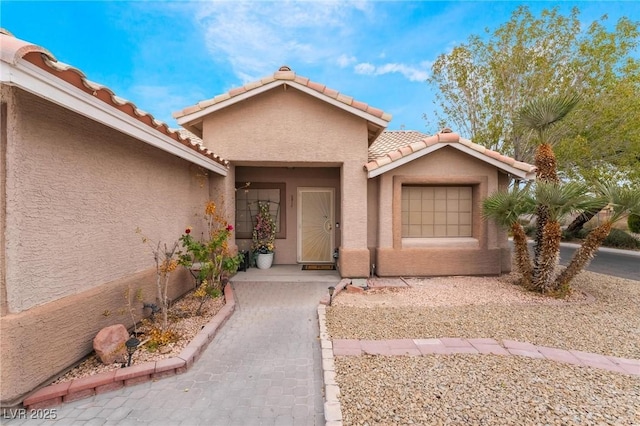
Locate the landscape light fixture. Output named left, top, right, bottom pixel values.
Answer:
left=328, top=286, right=335, bottom=306
left=125, top=336, right=140, bottom=367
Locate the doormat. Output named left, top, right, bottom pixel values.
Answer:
left=302, top=264, right=336, bottom=271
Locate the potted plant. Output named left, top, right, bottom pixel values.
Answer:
left=252, top=201, right=276, bottom=269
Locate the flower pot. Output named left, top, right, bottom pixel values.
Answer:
left=256, top=253, right=274, bottom=269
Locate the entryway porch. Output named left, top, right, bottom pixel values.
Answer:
left=231, top=264, right=341, bottom=284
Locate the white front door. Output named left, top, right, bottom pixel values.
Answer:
left=297, top=188, right=335, bottom=263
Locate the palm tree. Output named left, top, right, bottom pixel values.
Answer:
left=554, top=183, right=640, bottom=287
left=484, top=93, right=639, bottom=296
left=482, top=184, right=535, bottom=288
left=515, top=93, right=580, bottom=287
left=515, top=93, right=581, bottom=182
left=531, top=181, right=600, bottom=293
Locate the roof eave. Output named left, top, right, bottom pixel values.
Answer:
left=367, top=143, right=536, bottom=180
left=175, top=79, right=390, bottom=131
left=1, top=59, right=227, bottom=176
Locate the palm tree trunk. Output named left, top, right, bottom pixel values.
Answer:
left=554, top=222, right=612, bottom=288
left=532, top=204, right=549, bottom=284
left=511, top=222, right=533, bottom=288
left=533, top=142, right=559, bottom=287
left=534, top=143, right=559, bottom=183
left=533, top=220, right=562, bottom=293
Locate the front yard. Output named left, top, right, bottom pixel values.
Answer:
left=327, top=271, right=640, bottom=425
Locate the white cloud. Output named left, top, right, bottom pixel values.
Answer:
left=354, top=62, right=375, bottom=75
left=354, top=61, right=431, bottom=82
left=337, top=54, right=357, bottom=68
left=194, top=1, right=373, bottom=82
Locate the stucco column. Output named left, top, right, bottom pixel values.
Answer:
left=377, top=173, right=394, bottom=248
left=210, top=165, right=237, bottom=255
left=338, top=161, right=370, bottom=277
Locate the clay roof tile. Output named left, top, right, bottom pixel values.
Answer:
left=0, top=31, right=228, bottom=168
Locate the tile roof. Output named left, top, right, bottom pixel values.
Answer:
left=368, top=130, right=430, bottom=161
left=0, top=29, right=228, bottom=169
left=173, top=66, right=392, bottom=143
left=365, top=128, right=537, bottom=180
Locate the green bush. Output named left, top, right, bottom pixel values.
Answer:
left=628, top=214, right=640, bottom=234
left=601, top=228, right=640, bottom=249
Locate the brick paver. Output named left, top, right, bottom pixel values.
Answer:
left=7, top=281, right=330, bottom=425
left=331, top=338, right=640, bottom=376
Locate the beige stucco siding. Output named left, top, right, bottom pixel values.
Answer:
left=201, top=88, right=368, bottom=163
left=200, top=87, right=371, bottom=275
left=3, top=88, right=209, bottom=312
left=373, top=146, right=510, bottom=276
left=1, top=87, right=211, bottom=404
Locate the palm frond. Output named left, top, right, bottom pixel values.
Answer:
left=594, top=181, right=640, bottom=223
left=482, top=184, right=535, bottom=229
left=515, top=93, right=581, bottom=135
left=534, top=181, right=600, bottom=222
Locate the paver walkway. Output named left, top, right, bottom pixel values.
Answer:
left=9, top=281, right=331, bottom=426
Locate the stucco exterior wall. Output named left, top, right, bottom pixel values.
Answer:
left=200, top=88, right=370, bottom=276
left=1, top=87, right=213, bottom=405
left=373, top=146, right=510, bottom=277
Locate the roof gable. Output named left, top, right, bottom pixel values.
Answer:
left=174, top=66, right=392, bottom=144
left=365, top=129, right=536, bottom=180
left=0, top=30, right=228, bottom=174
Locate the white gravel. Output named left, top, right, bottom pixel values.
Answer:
left=327, top=270, right=640, bottom=425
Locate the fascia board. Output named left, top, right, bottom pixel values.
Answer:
left=177, top=80, right=389, bottom=129
left=367, top=144, right=443, bottom=178
left=176, top=80, right=284, bottom=126
left=1, top=60, right=227, bottom=176
left=449, top=144, right=534, bottom=180
left=368, top=143, right=534, bottom=180
left=289, top=82, right=389, bottom=128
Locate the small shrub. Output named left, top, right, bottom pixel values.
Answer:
left=192, top=279, right=221, bottom=315
left=601, top=228, right=640, bottom=249
left=142, top=320, right=179, bottom=352
left=628, top=214, right=640, bottom=234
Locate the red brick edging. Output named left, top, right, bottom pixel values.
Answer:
left=23, top=284, right=236, bottom=410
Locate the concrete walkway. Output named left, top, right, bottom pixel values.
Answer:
left=10, top=267, right=339, bottom=425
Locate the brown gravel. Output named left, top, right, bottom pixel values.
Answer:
left=328, top=271, right=640, bottom=358
left=53, top=294, right=225, bottom=384
left=327, top=270, right=640, bottom=425
left=335, top=355, right=640, bottom=426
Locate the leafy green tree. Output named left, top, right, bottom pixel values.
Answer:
left=427, top=6, right=640, bottom=184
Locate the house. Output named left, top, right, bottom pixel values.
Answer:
left=0, top=31, right=535, bottom=405
left=174, top=66, right=536, bottom=277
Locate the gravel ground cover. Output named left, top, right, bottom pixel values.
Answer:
left=53, top=293, right=225, bottom=383
left=327, top=270, right=640, bottom=425
left=335, top=355, right=640, bottom=425
left=328, top=272, right=640, bottom=358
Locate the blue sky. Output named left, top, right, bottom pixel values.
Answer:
left=2, top=1, right=638, bottom=133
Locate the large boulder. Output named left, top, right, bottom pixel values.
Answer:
left=93, top=324, right=129, bottom=364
